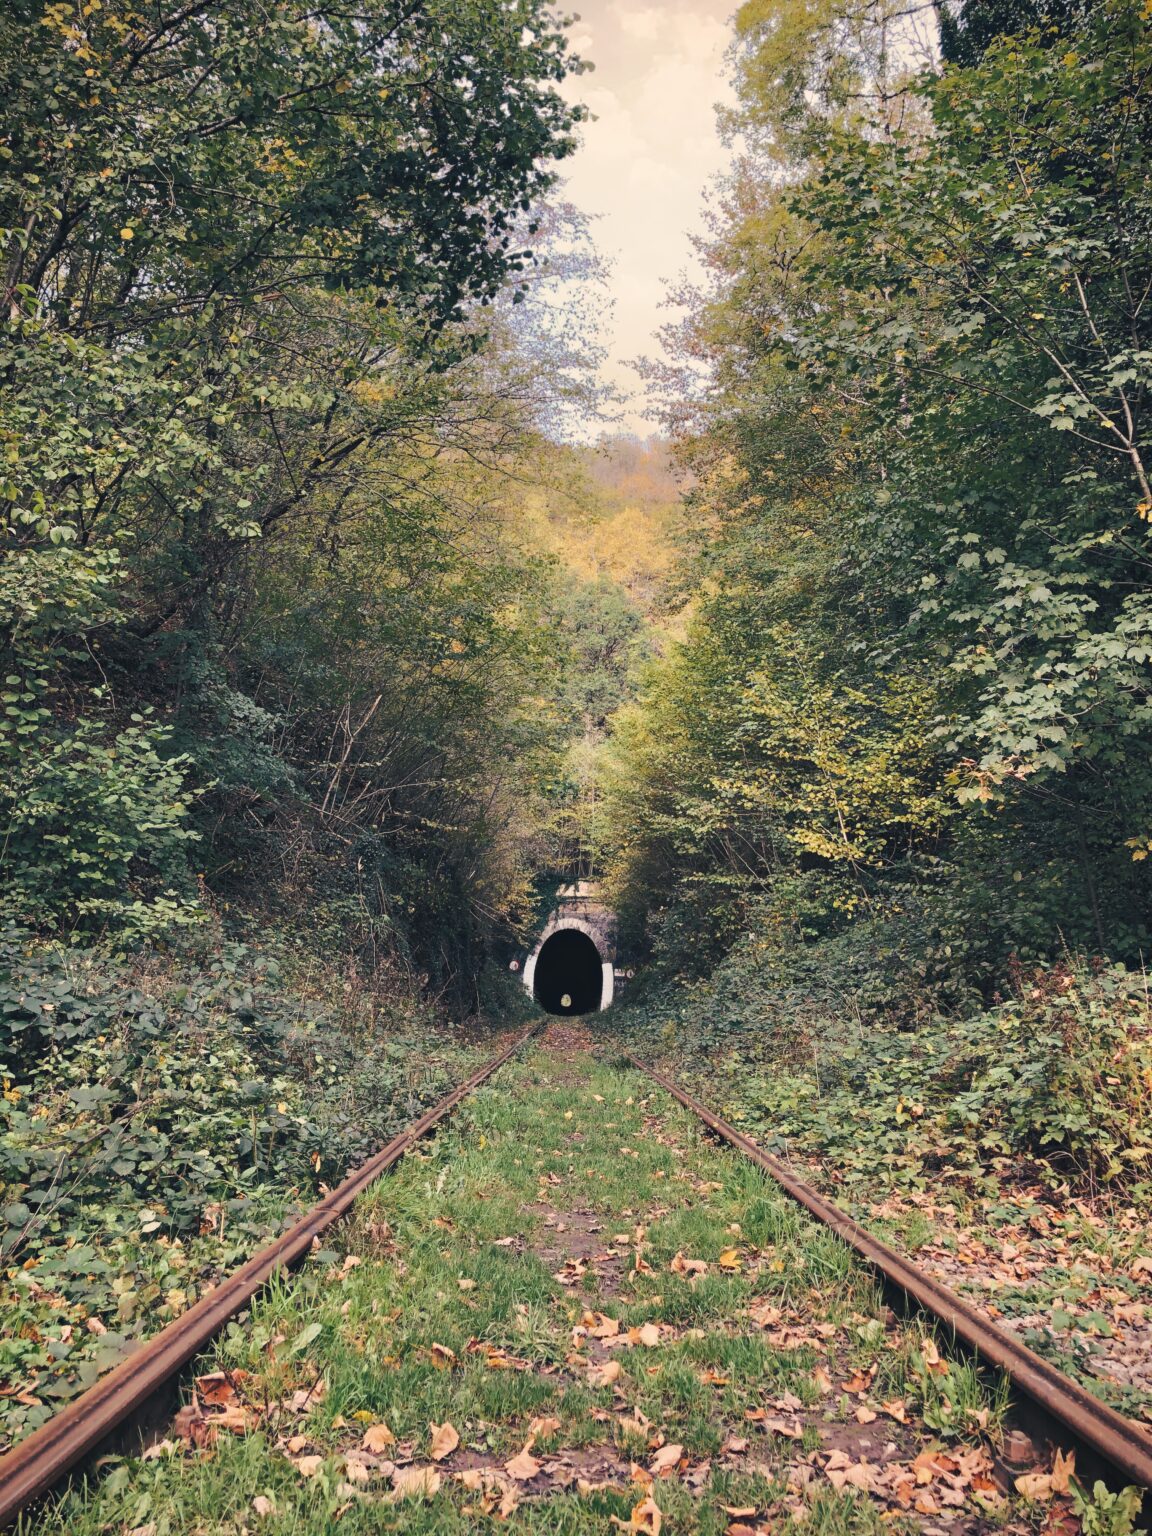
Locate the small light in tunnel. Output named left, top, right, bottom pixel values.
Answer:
left=561, top=993, right=572, bottom=1009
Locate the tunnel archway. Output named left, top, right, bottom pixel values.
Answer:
left=533, top=928, right=604, bottom=1015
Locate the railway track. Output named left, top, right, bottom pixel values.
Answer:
left=625, top=1051, right=1152, bottom=1499
left=1, top=1030, right=1148, bottom=1529
left=0, top=1025, right=540, bottom=1529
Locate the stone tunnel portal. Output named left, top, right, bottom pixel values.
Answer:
left=532, top=928, right=603, bottom=1015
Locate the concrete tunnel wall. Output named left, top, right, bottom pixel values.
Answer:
left=521, top=883, right=620, bottom=1014
left=523, top=915, right=614, bottom=1013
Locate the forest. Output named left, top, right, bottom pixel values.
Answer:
left=2, top=0, right=1152, bottom=1530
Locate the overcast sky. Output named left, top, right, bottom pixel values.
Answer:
left=556, top=1, right=738, bottom=437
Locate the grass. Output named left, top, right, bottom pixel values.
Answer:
left=25, top=1045, right=1032, bottom=1535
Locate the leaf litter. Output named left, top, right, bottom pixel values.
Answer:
left=30, top=1020, right=1134, bottom=1535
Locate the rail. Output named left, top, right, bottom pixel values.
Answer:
left=626, top=1050, right=1152, bottom=1494
left=0, top=1025, right=538, bottom=1529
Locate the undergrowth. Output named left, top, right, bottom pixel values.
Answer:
left=0, top=925, right=493, bottom=1450
left=616, top=944, right=1152, bottom=1201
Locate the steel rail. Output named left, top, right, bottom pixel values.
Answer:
left=0, top=1024, right=538, bottom=1529
left=626, top=1051, right=1152, bottom=1493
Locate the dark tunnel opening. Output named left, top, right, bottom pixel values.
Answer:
left=533, top=928, right=603, bottom=1015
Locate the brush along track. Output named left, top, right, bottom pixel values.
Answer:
left=3, top=1029, right=1150, bottom=1533
left=0, top=1025, right=539, bottom=1529
left=625, top=1050, right=1152, bottom=1496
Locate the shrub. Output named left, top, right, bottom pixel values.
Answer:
left=0, top=930, right=475, bottom=1445
left=0, top=718, right=201, bottom=937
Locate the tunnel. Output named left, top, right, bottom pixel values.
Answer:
left=532, top=928, right=604, bottom=1015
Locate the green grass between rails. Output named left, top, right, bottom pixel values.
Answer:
left=26, top=1053, right=1020, bottom=1536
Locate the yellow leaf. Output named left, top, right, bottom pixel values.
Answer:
left=649, top=1442, right=683, bottom=1476
left=390, top=1466, right=441, bottom=1500
left=1015, top=1472, right=1053, bottom=1501
left=588, top=1311, right=620, bottom=1338
left=610, top=1492, right=662, bottom=1534
left=504, top=1439, right=541, bottom=1482
left=590, top=1358, right=622, bottom=1387
left=429, top=1421, right=459, bottom=1461
left=717, top=1248, right=741, bottom=1271
left=361, top=1422, right=396, bottom=1453
left=1050, top=1448, right=1075, bottom=1494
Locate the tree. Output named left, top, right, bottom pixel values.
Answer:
left=0, top=0, right=585, bottom=943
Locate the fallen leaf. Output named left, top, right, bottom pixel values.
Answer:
left=670, top=1251, right=708, bottom=1277
left=590, top=1358, right=622, bottom=1387
left=1015, top=1472, right=1053, bottom=1502
left=717, top=1248, right=741, bottom=1271
left=920, top=1336, right=948, bottom=1376
left=252, top=1495, right=275, bottom=1517
left=1051, top=1448, right=1075, bottom=1495
left=505, top=1439, right=541, bottom=1481
left=294, top=1455, right=325, bottom=1479
left=529, top=1415, right=561, bottom=1439
left=430, top=1342, right=457, bottom=1369
left=855, top=1405, right=877, bottom=1424
left=649, top=1443, right=683, bottom=1477
left=429, top=1421, right=459, bottom=1461
left=391, top=1466, right=441, bottom=1500
left=637, top=1322, right=661, bottom=1348
left=362, top=1422, right=396, bottom=1453
left=611, top=1492, right=662, bottom=1535
left=458, top=1277, right=476, bottom=1292
left=812, top=1364, right=833, bottom=1395
left=588, top=1312, right=620, bottom=1338
left=195, top=1372, right=236, bottom=1407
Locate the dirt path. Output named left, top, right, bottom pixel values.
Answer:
left=35, top=1031, right=1067, bottom=1535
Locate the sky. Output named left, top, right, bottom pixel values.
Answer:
left=555, top=1, right=738, bottom=437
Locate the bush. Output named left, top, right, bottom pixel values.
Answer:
left=0, top=718, right=201, bottom=937
left=683, top=961, right=1152, bottom=1196
left=0, top=930, right=477, bottom=1447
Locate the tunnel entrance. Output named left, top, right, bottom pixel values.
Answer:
left=533, top=928, right=604, bottom=1015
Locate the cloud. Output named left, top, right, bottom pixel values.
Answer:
left=616, top=6, right=664, bottom=41
left=551, top=1, right=737, bottom=435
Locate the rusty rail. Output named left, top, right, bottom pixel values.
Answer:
left=0, top=1025, right=537, bottom=1529
left=626, top=1051, right=1152, bottom=1493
